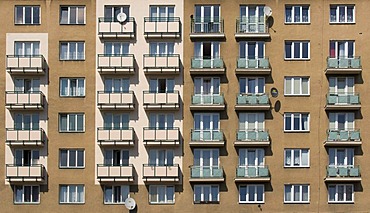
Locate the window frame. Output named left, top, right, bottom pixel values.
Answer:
left=239, top=184, right=265, bottom=204
left=193, top=185, right=219, bottom=204
left=59, top=149, right=85, bottom=169
left=284, top=113, right=310, bottom=132
left=104, top=149, right=129, bottom=166
left=14, top=5, right=41, bottom=25
left=149, top=185, right=175, bottom=204
left=149, top=113, right=174, bottom=129
left=284, top=41, right=310, bottom=60
left=59, top=113, right=85, bottom=133
left=285, top=5, right=310, bottom=24
left=59, top=185, right=85, bottom=204
left=60, top=78, right=85, bottom=97
left=148, top=149, right=174, bottom=166
left=284, top=149, right=310, bottom=168
left=330, top=5, right=355, bottom=24
left=60, top=6, right=86, bottom=25
left=103, top=185, right=130, bottom=205
left=284, top=184, right=310, bottom=203
left=14, top=185, right=40, bottom=204
left=14, top=113, right=39, bottom=131
left=59, top=42, right=85, bottom=61
left=284, top=77, right=310, bottom=96
left=14, top=149, right=40, bottom=166
left=328, top=184, right=354, bottom=203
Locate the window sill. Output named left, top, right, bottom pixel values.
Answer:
left=59, top=167, right=85, bottom=169
left=60, top=96, right=86, bottom=98
left=329, top=22, right=355, bottom=25
left=328, top=201, right=354, bottom=204
left=14, top=202, right=40, bottom=205
left=59, top=59, right=86, bottom=61
left=194, top=201, right=219, bottom=204
left=284, top=22, right=310, bottom=25
left=284, top=94, right=310, bottom=97
left=284, top=166, right=310, bottom=168
left=59, top=202, right=85, bottom=205
left=104, top=202, right=126, bottom=205
left=14, top=23, right=41, bottom=26
left=284, top=58, right=310, bottom=61
left=239, top=201, right=264, bottom=204
left=284, top=201, right=310, bottom=204
left=284, top=130, right=310, bottom=133
left=59, top=23, right=86, bottom=26
left=59, top=131, right=85, bottom=133
left=149, top=202, right=175, bottom=205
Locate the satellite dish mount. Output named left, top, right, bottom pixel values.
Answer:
left=125, top=198, right=136, bottom=211
left=263, top=6, right=272, bottom=17
left=117, top=12, right=127, bottom=23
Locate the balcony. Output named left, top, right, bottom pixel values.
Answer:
left=97, top=164, right=134, bottom=182
left=325, top=57, right=362, bottom=74
left=325, top=93, right=361, bottom=110
left=142, top=164, right=180, bottom=182
left=190, top=57, right=225, bottom=74
left=6, top=91, right=45, bottom=110
left=97, top=91, right=134, bottom=110
left=143, top=54, right=180, bottom=74
left=190, top=94, right=225, bottom=111
left=190, top=130, right=224, bottom=147
left=324, top=129, right=361, bottom=146
left=235, top=93, right=270, bottom=111
left=143, top=91, right=179, bottom=110
left=234, top=130, right=270, bottom=147
left=97, top=127, right=134, bottom=146
left=189, top=166, right=224, bottom=182
left=98, top=17, right=135, bottom=39
left=325, top=166, right=361, bottom=182
left=236, top=57, right=271, bottom=75
left=235, top=18, right=270, bottom=39
left=235, top=166, right=271, bottom=182
left=6, top=164, right=45, bottom=182
left=97, top=54, right=135, bottom=74
left=144, top=17, right=181, bottom=38
left=6, top=55, right=47, bottom=74
left=6, top=128, right=45, bottom=146
left=143, top=127, right=180, bottom=146
left=190, top=17, right=224, bottom=39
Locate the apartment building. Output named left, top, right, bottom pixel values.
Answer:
left=0, top=0, right=369, bottom=212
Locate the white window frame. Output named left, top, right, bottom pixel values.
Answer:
left=193, top=185, right=219, bottom=204
left=328, top=184, right=354, bottom=203
left=330, top=5, right=355, bottom=24
left=59, top=185, right=85, bottom=204
left=329, top=77, right=354, bottom=94
left=60, top=42, right=85, bottom=60
left=104, top=42, right=129, bottom=56
left=14, top=78, right=40, bottom=93
left=284, top=149, right=310, bottom=167
left=329, top=112, right=355, bottom=131
left=149, top=185, right=175, bottom=204
left=15, top=6, right=40, bottom=25
left=193, top=113, right=220, bottom=139
left=329, top=148, right=354, bottom=168
left=60, top=78, right=85, bottom=97
left=150, top=6, right=175, bottom=18
left=59, top=113, right=84, bottom=132
left=239, top=113, right=265, bottom=131
left=194, top=42, right=220, bottom=59
left=239, top=41, right=265, bottom=59
left=239, top=77, right=265, bottom=94
left=14, top=149, right=39, bottom=166
left=59, top=149, right=85, bottom=168
left=284, top=77, right=310, bottom=96
left=14, top=41, right=40, bottom=56
left=104, top=78, right=130, bottom=93
left=193, top=149, right=219, bottom=174
left=60, top=6, right=85, bottom=24
left=149, top=42, right=175, bottom=56
left=329, top=40, right=355, bottom=59
left=239, top=185, right=265, bottom=204
left=149, top=113, right=174, bottom=129
left=104, top=149, right=129, bottom=166
left=149, top=149, right=174, bottom=166
left=285, top=5, right=310, bottom=24
left=194, top=77, right=220, bottom=95
left=285, top=41, right=310, bottom=60
left=149, top=78, right=175, bottom=93
left=104, top=185, right=130, bottom=204
left=14, top=185, right=40, bottom=204
left=103, top=113, right=130, bottom=130
left=14, top=113, right=39, bottom=130
left=104, top=5, right=130, bottom=22
left=284, top=113, right=310, bottom=132
left=284, top=184, right=310, bottom=203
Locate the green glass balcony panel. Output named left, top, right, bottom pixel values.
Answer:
left=202, top=167, right=211, bottom=177
left=213, top=131, right=223, bottom=141
left=258, top=131, right=269, bottom=141
left=191, top=131, right=201, bottom=141
left=202, top=131, right=212, bottom=140
left=327, top=95, right=337, bottom=104
left=349, top=95, right=359, bottom=104
left=328, top=167, right=338, bottom=177
left=246, top=131, right=257, bottom=140
left=328, top=58, right=338, bottom=68
left=237, top=96, right=247, bottom=104
left=213, top=95, right=224, bottom=104
left=340, top=131, right=349, bottom=141
left=339, top=58, right=349, bottom=68
left=247, top=95, right=257, bottom=104
left=247, top=59, right=257, bottom=68
left=213, top=58, right=223, bottom=68
left=350, top=131, right=360, bottom=140
left=258, top=95, right=269, bottom=104
left=338, top=95, right=348, bottom=104
left=192, top=96, right=201, bottom=104
left=339, top=167, right=348, bottom=176
left=259, top=58, right=269, bottom=68
left=237, top=58, right=246, bottom=68
left=258, top=167, right=269, bottom=177
left=203, top=95, right=212, bottom=104
left=237, top=167, right=245, bottom=177
left=247, top=167, right=257, bottom=177
left=212, top=168, right=223, bottom=177
left=328, top=131, right=338, bottom=141
left=351, top=58, right=361, bottom=68
left=349, top=167, right=360, bottom=177
left=203, top=59, right=212, bottom=68
left=191, top=167, right=201, bottom=178
left=192, top=59, right=201, bottom=68
left=237, top=131, right=246, bottom=140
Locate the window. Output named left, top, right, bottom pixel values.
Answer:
left=194, top=5, right=221, bottom=33
left=239, top=42, right=265, bottom=59
left=328, top=184, right=354, bottom=203
left=284, top=77, right=309, bottom=96
left=149, top=79, right=174, bottom=93
left=14, top=114, right=39, bottom=130
left=104, top=149, right=129, bottom=166
left=239, top=113, right=264, bottom=131
left=329, top=77, right=354, bottom=95
left=194, top=42, right=220, bottom=60
left=14, top=185, right=40, bottom=204
left=149, top=150, right=173, bottom=166
left=239, top=77, right=265, bottom=94
left=104, top=42, right=129, bottom=56
left=15, top=6, right=40, bottom=25
left=285, top=41, right=310, bottom=60
left=329, top=41, right=354, bottom=59
left=194, top=185, right=219, bottom=203
left=194, top=113, right=220, bottom=140
left=284, top=149, right=309, bottom=167
left=103, top=113, right=129, bottom=130
left=59, top=185, right=84, bottom=204
left=59, top=113, right=84, bottom=132
left=60, top=149, right=84, bottom=168
left=14, top=41, right=40, bottom=56
left=60, top=78, right=85, bottom=97
left=285, top=6, right=310, bottom=23
left=14, top=78, right=40, bottom=93
left=193, top=149, right=219, bottom=174
left=150, top=6, right=174, bottom=21
left=60, top=6, right=85, bottom=24
left=284, top=184, right=309, bottom=203
left=149, top=113, right=174, bottom=129
left=330, top=5, right=354, bottom=23
left=149, top=185, right=175, bottom=204
left=104, top=6, right=130, bottom=22
left=284, top=113, right=309, bottom=132
left=329, top=148, right=354, bottom=167
left=149, top=42, right=174, bottom=56
left=60, top=42, right=85, bottom=60
left=14, top=150, right=39, bottom=166
left=104, top=78, right=129, bottom=93
left=239, top=6, right=265, bottom=33
left=239, top=185, right=264, bottom=203
left=329, top=113, right=354, bottom=131
left=104, top=185, right=129, bottom=204
left=194, top=77, right=220, bottom=96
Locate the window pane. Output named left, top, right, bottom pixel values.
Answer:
left=302, top=186, right=309, bottom=201
left=25, top=7, right=32, bottom=24
left=60, top=150, right=67, bottom=167
left=302, top=78, right=309, bottom=94
left=15, top=186, right=23, bottom=203
left=77, top=114, right=84, bottom=131
left=33, top=7, right=40, bottom=24
left=60, top=114, right=67, bottom=131
left=211, top=186, right=218, bottom=201
left=60, top=8, right=68, bottom=24
left=285, top=114, right=291, bottom=130
left=60, top=186, right=67, bottom=203
left=256, top=185, right=263, bottom=201
left=16, top=7, right=23, bottom=24
left=294, top=43, right=300, bottom=58
left=285, top=42, right=292, bottom=58
left=69, top=150, right=76, bottom=167
left=77, top=150, right=84, bottom=167
left=302, top=42, right=309, bottom=58
left=104, top=187, right=113, bottom=203
left=32, top=186, right=39, bottom=202
left=239, top=186, right=246, bottom=202
left=78, top=7, right=85, bottom=24
left=70, top=7, right=76, bottom=24
left=285, top=185, right=291, bottom=201
left=249, top=185, right=255, bottom=201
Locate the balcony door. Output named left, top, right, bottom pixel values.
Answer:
left=194, top=77, right=220, bottom=102
left=194, top=42, right=219, bottom=60
left=194, top=149, right=219, bottom=175
left=239, top=149, right=264, bottom=170
left=329, top=113, right=354, bottom=131
left=194, top=5, right=220, bottom=32
left=194, top=113, right=219, bottom=140
left=329, top=77, right=354, bottom=95
left=15, top=149, right=39, bottom=166
left=14, top=41, right=40, bottom=56
left=329, top=148, right=354, bottom=168
left=104, top=42, right=129, bottom=56
left=14, top=78, right=40, bottom=93
left=149, top=149, right=173, bottom=166
left=103, top=113, right=129, bottom=130
left=14, top=114, right=39, bottom=130
left=239, top=77, right=265, bottom=94
left=104, top=150, right=129, bottom=166
left=104, top=78, right=129, bottom=93
left=239, top=42, right=265, bottom=59
left=239, top=113, right=264, bottom=131
left=149, top=78, right=174, bottom=93
left=149, top=113, right=174, bottom=130
left=150, top=6, right=174, bottom=21
left=104, top=6, right=129, bottom=22
left=329, top=41, right=354, bottom=59
left=149, top=42, right=174, bottom=56
left=240, top=6, right=265, bottom=32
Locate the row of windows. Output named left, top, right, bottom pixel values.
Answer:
left=13, top=184, right=355, bottom=204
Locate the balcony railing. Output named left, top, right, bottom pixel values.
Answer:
left=191, top=57, right=224, bottom=70
left=6, top=55, right=47, bottom=74
left=143, top=54, right=180, bottom=74
left=236, top=17, right=268, bottom=35
left=97, top=91, right=134, bottom=110
left=6, top=128, right=45, bottom=146
left=236, top=166, right=270, bottom=179
left=326, top=165, right=361, bottom=180
left=191, top=94, right=224, bottom=106
left=97, top=54, right=135, bottom=74
left=191, top=17, right=224, bottom=36
left=237, top=57, right=271, bottom=70
left=143, top=91, right=179, bottom=110
left=98, top=17, right=136, bottom=38
left=326, top=93, right=360, bottom=110
left=97, top=164, right=134, bottom=182
left=327, top=57, right=361, bottom=69
left=235, top=93, right=270, bottom=110
left=144, top=17, right=181, bottom=38
left=97, top=127, right=134, bottom=146
left=142, top=164, right=180, bottom=182
left=237, top=130, right=269, bottom=141
left=326, top=129, right=361, bottom=142
left=191, top=130, right=223, bottom=141
left=6, top=91, right=45, bottom=110
left=190, top=166, right=224, bottom=181
left=143, top=127, right=180, bottom=145
left=6, top=164, right=45, bottom=182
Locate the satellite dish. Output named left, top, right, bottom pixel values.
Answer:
left=117, top=12, right=127, bottom=23
left=264, top=6, right=272, bottom=17
left=125, top=198, right=136, bottom=210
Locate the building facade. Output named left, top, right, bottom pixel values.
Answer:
left=0, top=0, right=369, bottom=212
